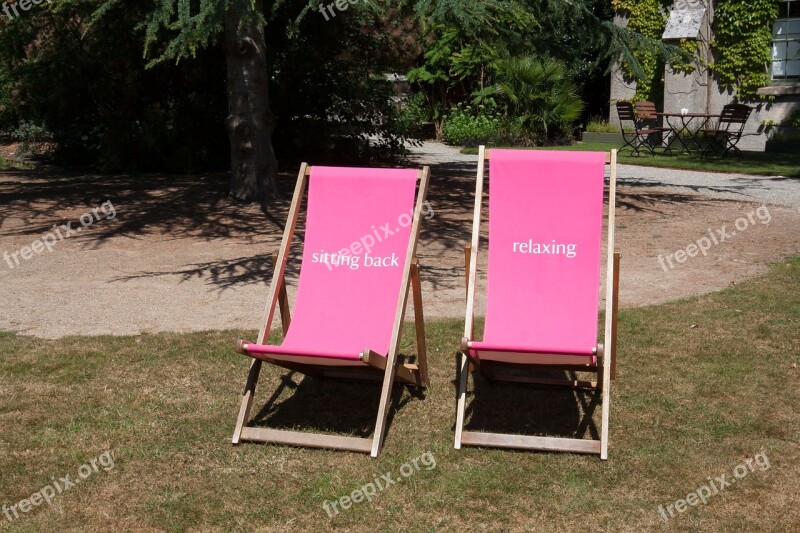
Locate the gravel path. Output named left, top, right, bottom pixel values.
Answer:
left=616, top=166, right=800, bottom=209
left=407, top=142, right=800, bottom=208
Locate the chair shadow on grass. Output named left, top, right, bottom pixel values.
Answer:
left=248, top=354, right=425, bottom=440
left=457, top=356, right=601, bottom=441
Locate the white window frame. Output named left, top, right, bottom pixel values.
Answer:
left=773, top=0, right=800, bottom=81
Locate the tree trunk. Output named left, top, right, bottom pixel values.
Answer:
left=224, top=2, right=278, bottom=206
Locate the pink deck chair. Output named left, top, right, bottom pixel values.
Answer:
left=232, top=164, right=430, bottom=457
left=455, top=147, right=620, bottom=459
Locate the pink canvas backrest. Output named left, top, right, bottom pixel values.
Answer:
left=278, top=167, right=419, bottom=358
left=481, top=150, right=606, bottom=355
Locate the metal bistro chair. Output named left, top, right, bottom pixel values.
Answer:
left=616, top=101, right=661, bottom=156
left=701, top=104, right=752, bottom=160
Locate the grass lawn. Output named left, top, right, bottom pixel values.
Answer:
left=461, top=143, right=800, bottom=178
left=1, top=259, right=799, bottom=531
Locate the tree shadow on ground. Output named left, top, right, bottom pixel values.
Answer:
left=0, top=154, right=748, bottom=291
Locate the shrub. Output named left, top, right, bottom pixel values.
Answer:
left=11, top=121, right=52, bottom=158
left=761, top=112, right=800, bottom=143
left=772, top=127, right=800, bottom=143
left=394, top=92, right=434, bottom=140
left=474, top=56, right=584, bottom=143
left=585, top=117, right=620, bottom=133
left=442, top=104, right=502, bottom=146
left=781, top=110, right=800, bottom=128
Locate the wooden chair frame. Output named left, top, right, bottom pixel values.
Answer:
left=634, top=101, right=672, bottom=155
left=701, top=103, right=752, bottom=161
left=616, top=101, right=660, bottom=156
left=232, top=164, right=430, bottom=457
left=454, top=147, right=620, bottom=459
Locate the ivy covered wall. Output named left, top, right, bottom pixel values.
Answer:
left=609, top=1, right=797, bottom=151
left=613, top=0, right=779, bottom=100
left=711, top=0, right=778, bottom=98
left=611, top=0, right=671, bottom=101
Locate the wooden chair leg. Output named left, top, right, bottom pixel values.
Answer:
left=232, top=359, right=263, bottom=444
left=454, top=352, right=470, bottom=449
left=611, top=251, right=620, bottom=380
left=598, top=342, right=612, bottom=459
left=411, top=259, right=428, bottom=387
left=234, top=253, right=292, bottom=445
left=370, top=355, right=399, bottom=457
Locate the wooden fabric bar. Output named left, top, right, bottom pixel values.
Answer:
left=240, top=427, right=373, bottom=453
left=460, top=431, right=602, bottom=454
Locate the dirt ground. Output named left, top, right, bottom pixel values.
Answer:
left=1, top=160, right=798, bottom=339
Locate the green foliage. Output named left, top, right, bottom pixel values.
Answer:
left=406, top=7, right=530, bottom=123
left=439, top=55, right=587, bottom=147
left=612, top=0, right=670, bottom=101
left=96, top=0, right=254, bottom=68
left=771, top=128, right=800, bottom=142
left=412, top=0, right=534, bottom=36
left=11, top=120, right=52, bottom=158
left=441, top=103, right=502, bottom=145
left=407, top=25, right=463, bottom=115
left=0, top=0, right=678, bottom=171
left=711, top=0, right=778, bottom=99
left=521, top=0, right=625, bottom=119
left=0, top=0, right=229, bottom=171
left=614, top=0, right=778, bottom=100
left=263, top=2, right=423, bottom=158
left=670, top=38, right=699, bottom=74
left=441, top=100, right=543, bottom=147
left=782, top=110, right=800, bottom=127
left=0, top=0, right=422, bottom=169
left=395, top=92, right=435, bottom=139
left=585, top=117, right=621, bottom=133
left=408, top=0, right=661, bottom=125
left=0, top=67, right=13, bottom=126
left=475, top=56, right=584, bottom=143
left=768, top=110, right=800, bottom=142
left=113, top=0, right=425, bottom=159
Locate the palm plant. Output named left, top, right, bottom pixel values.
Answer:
left=475, top=56, right=584, bottom=142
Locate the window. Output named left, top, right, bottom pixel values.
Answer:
left=773, top=0, right=800, bottom=80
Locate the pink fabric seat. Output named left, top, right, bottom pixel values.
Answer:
left=469, top=150, right=606, bottom=360
left=241, top=166, right=419, bottom=361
